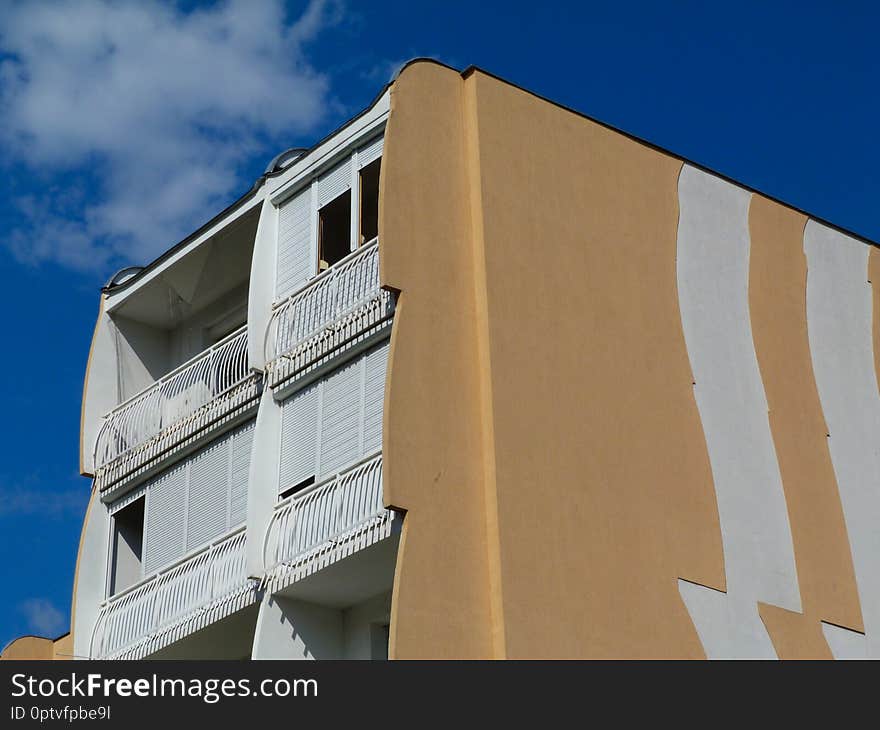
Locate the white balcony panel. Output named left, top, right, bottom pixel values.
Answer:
left=276, top=186, right=313, bottom=300
left=266, top=240, right=394, bottom=391
left=264, top=454, right=394, bottom=595
left=92, top=527, right=257, bottom=660
left=94, top=324, right=259, bottom=494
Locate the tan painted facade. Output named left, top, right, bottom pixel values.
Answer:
left=380, top=63, right=727, bottom=658
left=1, top=633, right=71, bottom=661
left=379, top=61, right=879, bottom=659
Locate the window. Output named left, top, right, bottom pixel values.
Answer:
left=280, top=475, right=315, bottom=501
left=205, top=304, right=247, bottom=346
left=318, top=190, right=352, bottom=271
left=359, top=158, right=380, bottom=244
left=110, top=497, right=145, bottom=595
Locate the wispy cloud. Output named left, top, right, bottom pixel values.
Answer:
left=19, top=598, right=66, bottom=637
left=0, top=484, right=85, bottom=519
left=0, top=0, right=343, bottom=274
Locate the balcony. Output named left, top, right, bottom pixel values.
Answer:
left=263, top=453, right=395, bottom=594
left=93, top=325, right=260, bottom=493
left=265, top=239, right=394, bottom=391
left=90, top=526, right=257, bottom=660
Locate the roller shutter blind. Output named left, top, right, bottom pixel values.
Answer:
left=278, top=339, right=390, bottom=492
left=318, top=157, right=352, bottom=207
left=357, top=135, right=383, bottom=169
left=279, top=382, right=319, bottom=491
left=318, top=357, right=362, bottom=477
left=143, top=463, right=187, bottom=574
left=186, top=436, right=229, bottom=551
left=363, top=340, right=389, bottom=455
left=141, top=420, right=254, bottom=574
left=276, top=186, right=313, bottom=300
left=229, top=421, right=255, bottom=528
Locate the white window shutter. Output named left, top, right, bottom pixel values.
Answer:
left=276, top=186, right=313, bottom=300
left=363, top=340, right=389, bottom=455
left=186, top=437, right=228, bottom=551
left=279, top=383, right=320, bottom=492
left=357, top=135, right=383, bottom=169
left=229, top=420, right=255, bottom=527
left=143, top=463, right=187, bottom=574
left=317, top=157, right=352, bottom=208
left=319, top=356, right=362, bottom=477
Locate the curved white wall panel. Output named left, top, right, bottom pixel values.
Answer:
left=676, top=165, right=800, bottom=658
left=72, top=487, right=110, bottom=660
left=248, top=198, right=279, bottom=371
left=804, top=221, right=880, bottom=657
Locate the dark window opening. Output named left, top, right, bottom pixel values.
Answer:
left=318, top=190, right=351, bottom=271
left=359, top=158, right=380, bottom=245
left=280, top=475, right=316, bottom=500
left=110, top=497, right=145, bottom=595
left=370, top=623, right=390, bottom=660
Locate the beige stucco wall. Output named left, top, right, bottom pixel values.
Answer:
left=1, top=633, right=71, bottom=661
left=380, top=60, right=878, bottom=659
left=381, top=62, right=725, bottom=658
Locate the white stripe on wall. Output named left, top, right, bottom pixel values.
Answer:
left=804, top=220, right=880, bottom=658
left=675, top=164, right=800, bottom=658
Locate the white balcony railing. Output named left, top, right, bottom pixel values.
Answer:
left=265, top=239, right=394, bottom=389
left=263, top=453, right=395, bottom=593
left=90, top=526, right=256, bottom=660
left=94, top=324, right=260, bottom=491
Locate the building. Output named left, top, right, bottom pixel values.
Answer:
left=5, top=59, right=880, bottom=659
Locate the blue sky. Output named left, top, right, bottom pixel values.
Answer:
left=1, top=0, right=878, bottom=650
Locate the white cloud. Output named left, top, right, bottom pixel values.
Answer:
left=19, top=598, right=66, bottom=637
left=0, top=0, right=342, bottom=273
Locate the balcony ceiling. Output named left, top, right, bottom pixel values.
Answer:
left=112, top=206, right=259, bottom=329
